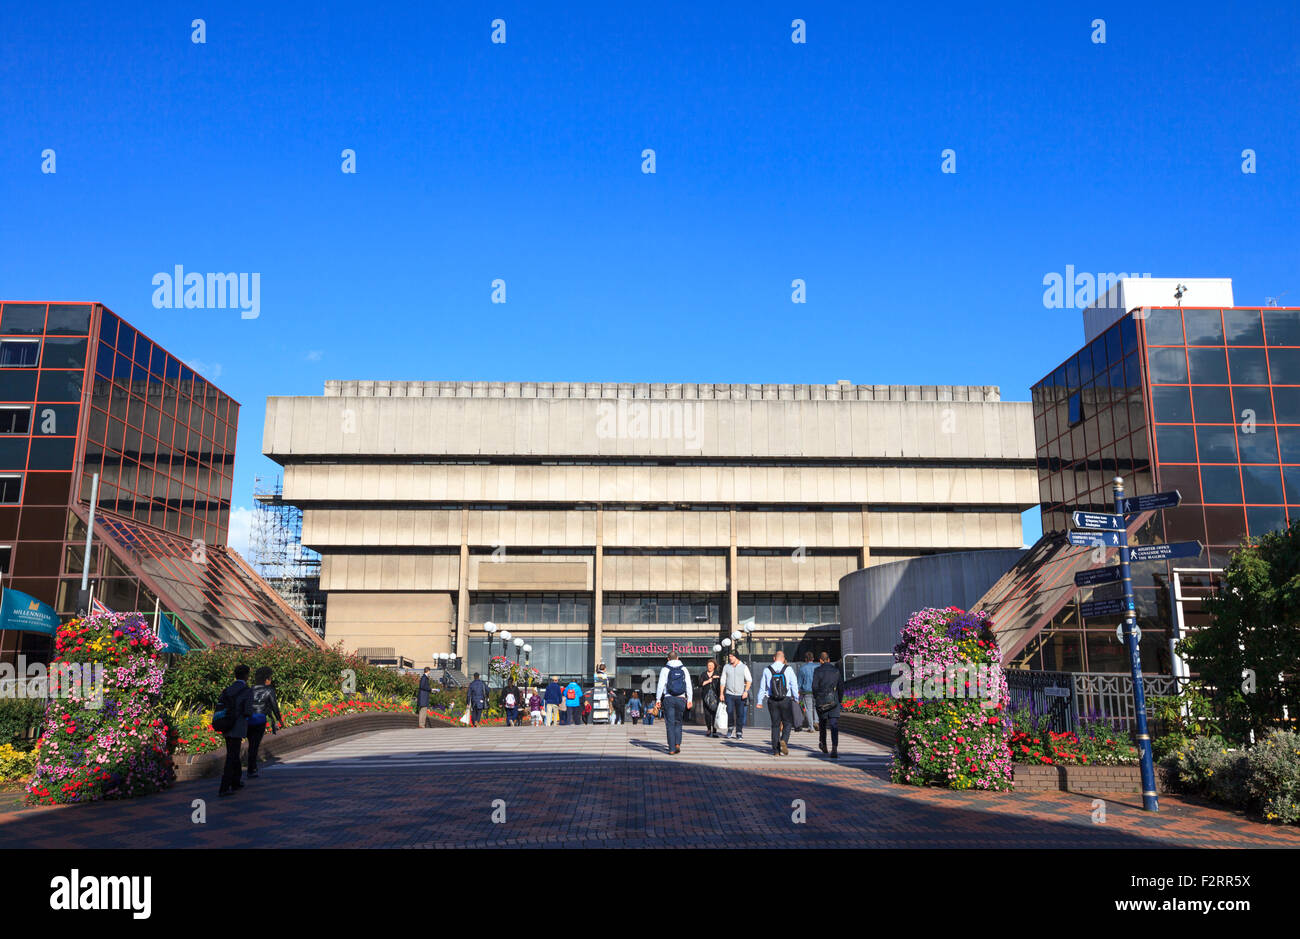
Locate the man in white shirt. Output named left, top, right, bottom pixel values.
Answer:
left=719, top=651, right=752, bottom=740
left=655, top=656, right=693, bottom=754
left=755, top=650, right=799, bottom=756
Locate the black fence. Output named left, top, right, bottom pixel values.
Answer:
left=1005, top=669, right=1076, bottom=733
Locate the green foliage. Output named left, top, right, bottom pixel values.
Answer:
left=0, top=698, right=45, bottom=750
left=161, top=641, right=420, bottom=711
left=1245, top=730, right=1300, bottom=824
left=1181, top=520, right=1300, bottom=739
left=1161, top=731, right=1300, bottom=824
left=0, top=743, right=36, bottom=783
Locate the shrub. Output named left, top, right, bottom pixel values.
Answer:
left=26, top=612, right=173, bottom=804
left=0, top=742, right=36, bottom=784
left=0, top=698, right=45, bottom=749
left=1245, top=729, right=1300, bottom=824
left=889, top=607, right=1012, bottom=791
left=161, top=641, right=420, bottom=711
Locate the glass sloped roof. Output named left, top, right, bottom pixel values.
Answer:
left=87, top=509, right=325, bottom=650
left=976, top=512, right=1153, bottom=662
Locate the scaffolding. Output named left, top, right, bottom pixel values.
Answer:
left=250, top=475, right=325, bottom=637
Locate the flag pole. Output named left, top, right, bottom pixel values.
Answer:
left=78, top=473, right=99, bottom=616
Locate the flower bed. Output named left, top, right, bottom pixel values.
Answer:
left=1162, top=730, right=1300, bottom=824
left=843, top=694, right=903, bottom=721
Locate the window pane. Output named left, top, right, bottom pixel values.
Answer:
left=1201, top=466, right=1243, bottom=504
left=1238, top=427, right=1278, bottom=464
left=0, top=304, right=46, bottom=334
left=1247, top=506, right=1288, bottom=537
left=0, top=407, right=31, bottom=434
left=1232, top=387, right=1273, bottom=423
left=1188, top=348, right=1229, bottom=383
left=36, top=371, right=82, bottom=402
left=0, top=341, right=40, bottom=367
left=1229, top=348, right=1270, bottom=384
left=1183, top=309, right=1224, bottom=345
left=1152, top=386, right=1192, bottom=422
left=1196, top=427, right=1238, bottom=463
left=1242, top=465, right=1285, bottom=504
left=1148, top=348, right=1188, bottom=383
left=1145, top=309, right=1185, bottom=345
left=40, top=337, right=88, bottom=369
left=1284, top=466, right=1300, bottom=503
left=1268, top=348, right=1300, bottom=380
left=1156, top=426, right=1197, bottom=463
left=45, top=304, right=91, bottom=336
left=1224, top=309, right=1264, bottom=345
left=1192, top=386, right=1233, bottom=423
left=27, top=437, right=75, bottom=470
left=1264, top=310, right=1300, bottom=346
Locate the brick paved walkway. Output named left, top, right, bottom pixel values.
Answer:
left=1, top=725, right=1296, bottom=848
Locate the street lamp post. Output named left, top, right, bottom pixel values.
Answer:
left=484, top=622, right=498, bottom=686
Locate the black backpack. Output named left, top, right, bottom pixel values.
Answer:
left=211, top=687, right=236, bottom=733
left=665, top=665, right=687, bottom=696
left=767, top=666, right=789, bottom=701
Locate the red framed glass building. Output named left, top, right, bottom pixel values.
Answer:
left=980, top=295, right=1300, bottom=676
left=0, top=300, right=324, bottom=664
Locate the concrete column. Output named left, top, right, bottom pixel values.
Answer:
left=456, top=507, right=469, bottom=665
left=728, top=507, right=739, bottom=631
left=861, top=506, right=871, bottom=569
left=593, top=506, right=604, bottom=670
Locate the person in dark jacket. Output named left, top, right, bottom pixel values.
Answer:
left=503, top=681, right=521, bottom=726
left=811, top=652, right=844, bottom=758
left=217, top=664, right=253, bottom=796
left=247, top=666, right=284, bottom=777
left=417, top=667, right=434, bottom=728
left=543, top=676, right=563, bottom=726
left=697, top=659, right=723, bottom=737
left=467, top=673, right=489, bottom=727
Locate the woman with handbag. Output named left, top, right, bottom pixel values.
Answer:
left=810, top=651, right=844, bottom=758
left=698, top=659, right=723, bottom=738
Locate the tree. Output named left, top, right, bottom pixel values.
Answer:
left=1180, top=520, right=1300, bottom=740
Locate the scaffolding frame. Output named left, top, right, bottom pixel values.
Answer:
left=250, top=475, right=325, bottom=637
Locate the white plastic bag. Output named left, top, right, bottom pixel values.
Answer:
left=459, top=708, right=472, bottom=726
left=714, top=706, right=729, bottom=733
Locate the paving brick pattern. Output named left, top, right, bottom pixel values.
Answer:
left=1, top=725, right=1296, bottom=849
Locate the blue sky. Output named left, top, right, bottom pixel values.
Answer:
left=2, top=1, right=1297, bottom=552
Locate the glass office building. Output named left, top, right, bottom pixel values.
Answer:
left=983, top=299, right=1300, bottom=675
left=0, top=301, right=324, bottom=664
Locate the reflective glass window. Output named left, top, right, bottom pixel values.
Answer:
left=1200, top=466, right=1243, bottom=504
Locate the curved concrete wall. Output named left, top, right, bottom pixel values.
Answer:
left=838, top=548, right=1026, bottom=663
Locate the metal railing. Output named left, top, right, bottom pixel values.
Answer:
left=1006, top=669, right=1077, bottom=733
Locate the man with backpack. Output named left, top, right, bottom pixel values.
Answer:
left=655, top=654, right=693, bottom=754
left=563, top=679, right=582, bottom=724
left=756, top=650, right=800, bottom=756
left=247, top=666, right=284, bottom=778
left=467, top=672, right=489, bottom=727
left=214, top=664, right=253, bottom=796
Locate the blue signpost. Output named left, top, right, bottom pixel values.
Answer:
left=1111, top=477, right=1158, bottom=812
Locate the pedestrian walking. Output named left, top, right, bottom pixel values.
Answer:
left=811, top=651, right=844, bottom=758
left=698, top=659, right=723, bottom=738
left=503, top=680, right=520, bottom=726
left=544, top=676, right=562, bottom=725
left=797, top=652, right=820, bottom=734
left=611, top=686, right=625, bottom=725
left=417, top=666, right=434, bottom=728
left=627, top=690, right=643, bottom=725
left=529, top=688, right=544, bottom=726
left=563, top=679, right=582, bottom=724
left=582, top=694, right=593, bottom=725
left=655, top=654, right=693, bottom=754
left=756, top=650, right=800, bottom=756
left=246, top=666, right=283, bottom=778
left=467, top=672, right=489, bottom=727
left=720, top=650, right=752, bottom=740
left=216, top=664, right=253, bottom=797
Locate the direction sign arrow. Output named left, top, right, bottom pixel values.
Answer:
left=1068, top=530, right=1121, bottom=548
left=1075, top=565, right=1123, bottom=587
left=1072, top=511, right=1125, bottom=531
left=1129, top=540, right=1204, bottom=562
left=1081, top=597, right=1129, bottom=618
left=1121, top=490, right=1182, bottom=514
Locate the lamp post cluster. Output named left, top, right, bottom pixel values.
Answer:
left=483, top=621, right=532, bottom=687
left=713, top=621, right=755, bottom=660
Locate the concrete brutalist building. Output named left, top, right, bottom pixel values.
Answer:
left=262, top=380, right=1036, bottom=687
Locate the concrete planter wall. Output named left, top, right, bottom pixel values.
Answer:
left=172, top=711, right=422, bottom=782
left=838, top=712, right=900, bottom=749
